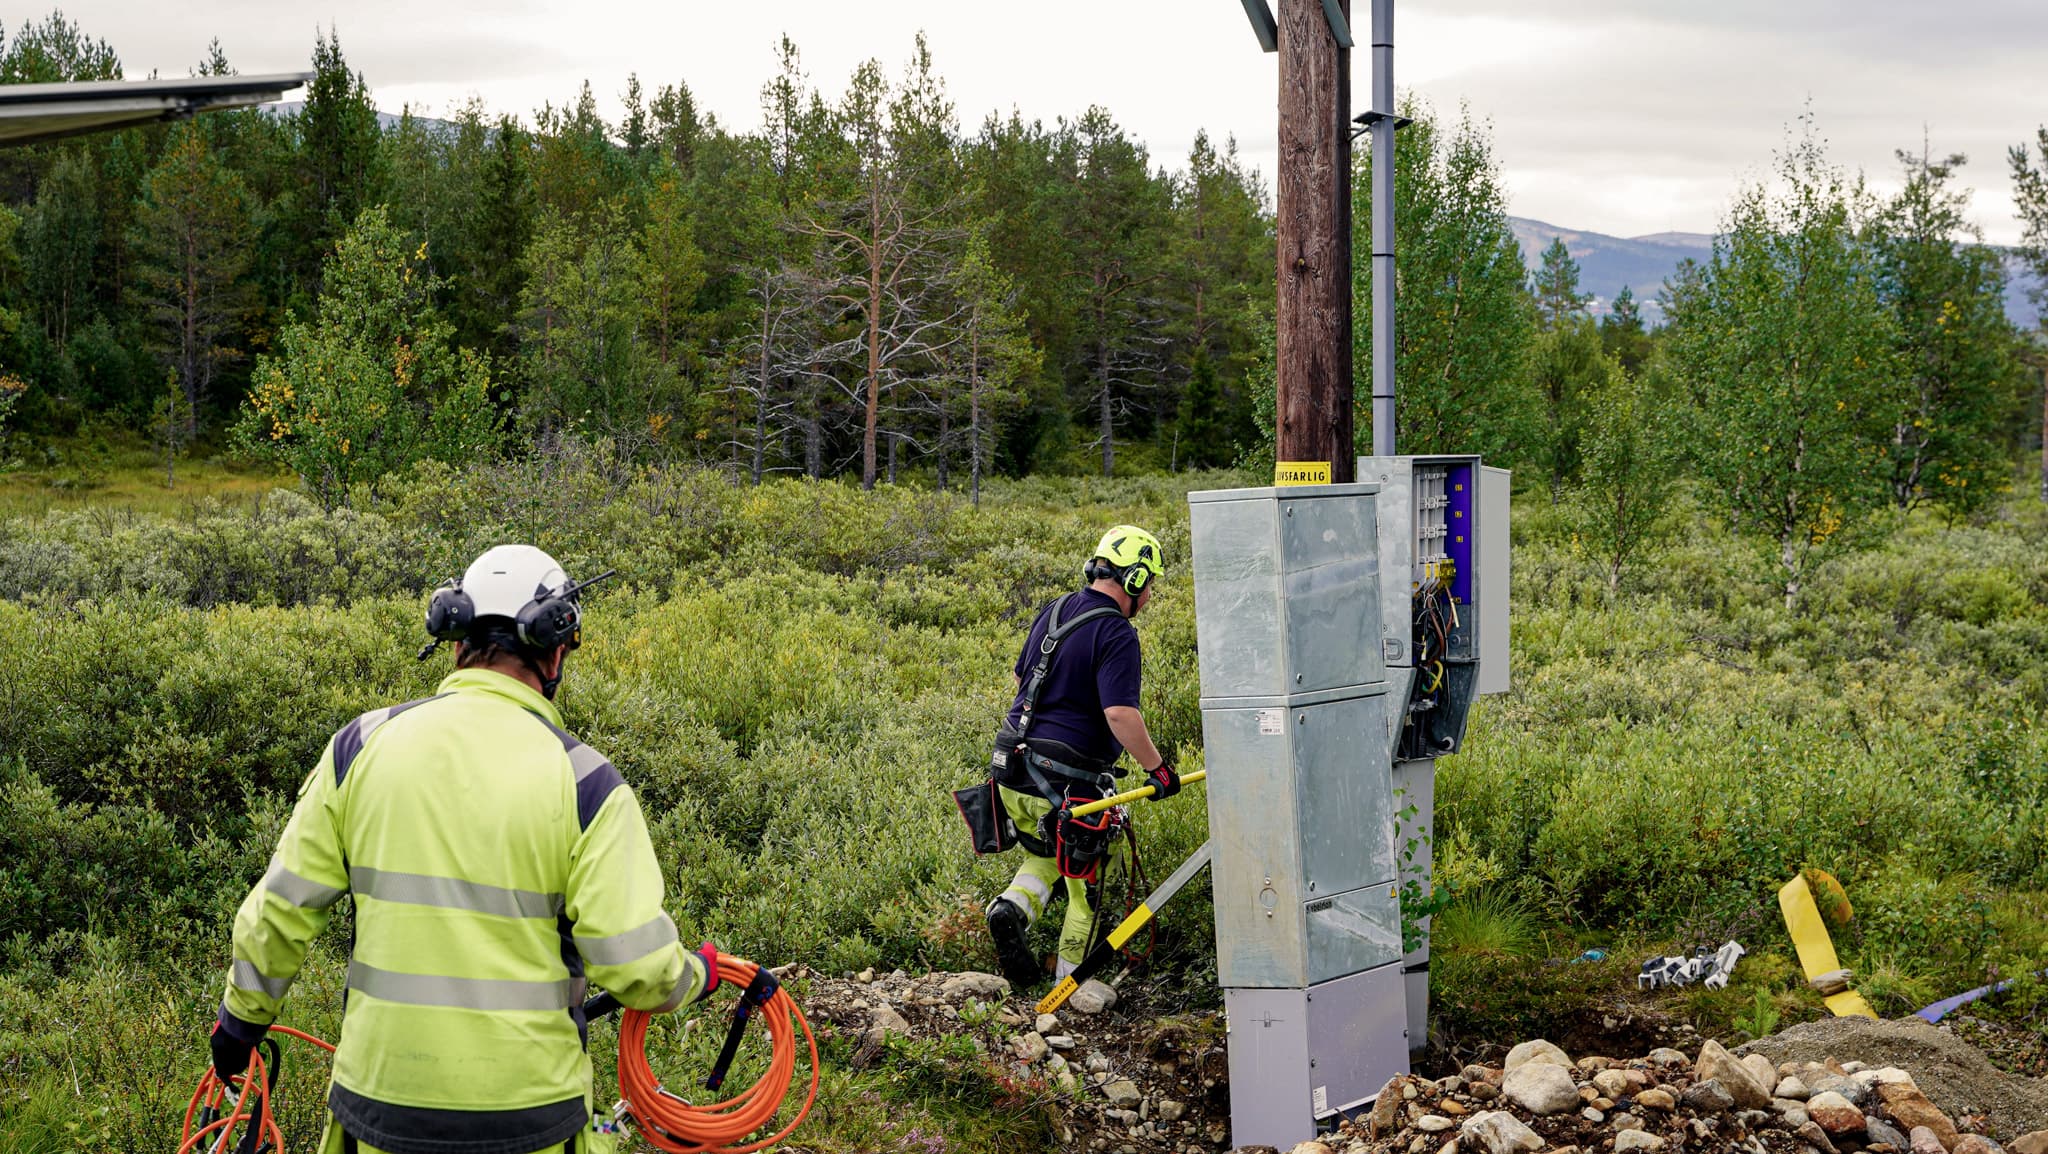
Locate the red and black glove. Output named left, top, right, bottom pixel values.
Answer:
left=692, top=941, right=721, bottom=1003
left=210, top=1006, right=265, bottom=1084
left=1145, top=761, right=1181, bottom=800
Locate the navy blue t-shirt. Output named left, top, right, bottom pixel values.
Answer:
left=1006, top=589, right=1143, bottom=767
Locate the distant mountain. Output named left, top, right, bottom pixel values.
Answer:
left=1509, top=216, right=2041, bottom=331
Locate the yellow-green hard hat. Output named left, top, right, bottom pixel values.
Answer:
left=1090, top=525, right=1164, bottom=595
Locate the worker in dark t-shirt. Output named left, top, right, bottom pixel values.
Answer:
left=985, top=525, right=1181, bottom=988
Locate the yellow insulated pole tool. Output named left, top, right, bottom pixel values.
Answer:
left=1037, top=841, right=1213, bottom=1015
left=1067, top=770, right=1206, bottom=818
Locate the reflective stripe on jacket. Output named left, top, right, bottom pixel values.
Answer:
left=222, top=668, right=704, bottom=1146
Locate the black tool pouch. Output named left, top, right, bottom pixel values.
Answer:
left=953, top=778, right=1018, bottom=856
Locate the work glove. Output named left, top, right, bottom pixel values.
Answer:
left=210, top=1006, right=263, bottom=1084
left=691, top=941, right=721, bottom=1003
left=1145, top=761, right=1181, bottom=801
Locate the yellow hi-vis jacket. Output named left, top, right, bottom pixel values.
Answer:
left=220, top=668, right=705, bottom=1151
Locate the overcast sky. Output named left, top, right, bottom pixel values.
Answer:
left=47, top=0, right=2048, bottom=245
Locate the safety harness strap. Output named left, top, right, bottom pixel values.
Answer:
left=1013, top=593, right=1125, bottom=745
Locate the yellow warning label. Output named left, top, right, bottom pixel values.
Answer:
left=1274, top=461, right=1331, bottom=486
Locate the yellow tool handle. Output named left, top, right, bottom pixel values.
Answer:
left=1068, top=770, right=1206, bottom=817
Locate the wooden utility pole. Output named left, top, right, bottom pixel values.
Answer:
left=1273, top=0, right=1354, bottom=483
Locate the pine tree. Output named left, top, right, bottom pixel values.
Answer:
left=1532, top=237, right=1588, bottom=330
left=283, top=29, right=382, bottom=306
left=1599, top=285, right=1652, bottom=377
left=129, top=126, right=256, bottom=438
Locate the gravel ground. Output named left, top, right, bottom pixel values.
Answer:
left=1738, top=1014, right=2048, bottom=1139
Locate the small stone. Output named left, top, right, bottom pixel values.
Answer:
left=1056, top=1068, right=1080, bottom=1092
left=1046, top=1034, right=1076, bottom=1050
left=1865, top=1118, right=1910, bottom=1151
left=1367, top=1078, right=1404, bottom=1137
left=1691, top=1119, right=1715, bottom=1140
left=1158, top=1100, right=1185, bottom=1123
left=870, top=1005, right=911, bottom=1036
left=1695, top=1039, right=1773, bottom=1110
left=1743, top=1053, right=1780, bottom=1088
left=1404, top=1084, right=1420, bottom=1100
left=1878, top=1084, right=1960, bottom=1151
left=1013, top=1032, right=1049, bottom=1063
left=1502, top=1062, right=1580, bottom=1115
left=1636, top=1089, right=1676, bottom=1112
left=1102, top=1078, right=1141, bottom=1105
left=1777, top=1076, right=1813, bottom=1101
left=1086, top=1052, right=1112, bottom=1074
left=1416, top=1115, right=1455, bottom=1133
left=1623, top=1069, right=1652, bottom=1090
left=1579, top=1055, right=1616, bottom=1071
left=1611, top=1112, right=1643, bottom=1132
left=1504, top=1039, right=1574, bottom=1071
left=1036, top=1012, right=1058, bottom=1033
left=1778, top=1102, right=1812, bottom=1128
left=1405, top=1140, right=1428, bottom=1154
left=856, top=968, right=875, bottom=983
left=1841, top=1061, right=1868, bottom=1074
left=1681, top=1079, right=1736, bottom=1115
left=1954, top=1139, right=2007, bottom=1154
left=1436, top=1075, right=1465, bottom=1094
left=1797, top=1121, right=1841, bottom=1154
left=1287, top=1143, right=1332, bottom=1154
left=1106, top=1109, right=1139, bottom=1125
left=1910, top=1126, right=1948, bottom=1154
left=2009, top=1131, right=2048, bottom=1154
left=1594, top=1070, right=1631, bottom=1099
left=1463, top=1064, right=1499, bottom=1084
left=1810, top=1074, right=1868, bottom=1107
left=1807, top=1091, right=1866, bottom=1136
left=1470, top=1081, right=1500, bottom=1101
left=1614, top=1131, right=1666, bottom=1153
left=939, top=971, right=1010, bottom=1000
left=1594, top=1097, right=1615, bottom=1111
left=1581, top=1107, right=1605, bottom=1123
left=1648, top=1047, right=1690, bottom=1066
left=1459, top=1110, right=1544, bottom=1154
left=1068, top=978, right=1118, bottom=1015
left=1440, top=1098, right=1469, bottom=1117
left=1579, top=1085, right=1600, bottom=1103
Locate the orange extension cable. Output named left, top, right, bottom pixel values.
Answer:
left=176, top=956, right=816, bottom=1154
left=615, top=954, right=820, bottom=1154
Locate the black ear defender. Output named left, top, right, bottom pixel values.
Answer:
left=1121, top=563, right=1150, bottom=598
left=417, top=580, right=477, bottom=660
left=516, top=568, right=619, bottom=653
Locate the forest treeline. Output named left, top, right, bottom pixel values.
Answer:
left=0, top=13, right=2045, bottom=606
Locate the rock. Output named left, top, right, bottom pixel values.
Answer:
left=1777, top=1076, right=1813, bottom=1101
left=1439, top=1099, right=1469, bottom=1117
left=1842, top=1061, right=1869, bottom=1074
left=1954, top=1139, right=2007, bottom=1154
left=1611, top=1113, right=1644, bottom=1132
left=1470, top=1082, right=1500, bottom=1101
left=1504, top=1039, right=1574, bottom=1072
left=1593, top=1097, right=1615, bottom=1111
left=1878, top=1083, right=1961, bottom=1151
left=1808, top=1091, right=1866, bottom=1136
left=1614, top=1131, right=1666, bottom=1153
left=2010, top=1132, right=2048, bottom=1154
left=1624, top=1069, right=1652, bottom=1090
left=1581, top=1107, right=1605, bottom=1123
left=1578, top=1085, right=1599, bottom=1104
left=1459, top=1110, right=1544, bottom=1154
left=1416, top=1115, right=1455, bottom=1133
left=856, top=967, right=875, bottom=983
left=1288, top=1143, right=1333, bottom=1154
left=939, top=971, right=1010, bottom=1000
left=1743, top=1053, right=1780, bottom=1088
left=1695, top=1038, right=1773, bottom=1110
left=1776, top=1102, right=1811, bottom=1128
left=1085, top=1052, right=1111, bottom=1074
left=1866, top=1118, right=1911, bottom=1151
left=1502, top=1062, right=1580, bottom=1115
left=1106, top=1109, right=1139, bottom=1126
left=1367, top=1078, right=1404, bottom=1137
left=1436, top=1075, right=1464, bottom=1094
left=1046, top=1034, right=1076, bottom=1051
left=1798, top=1121, right=1842, bottom=1154
left=1579, top=1056, right=1616, bottom=1071
left=1872, top=1067, right=1917, bottom=1088
left=1157, top=1099, right=1185, bottom=1123
left=1101, top=1078, right=1141, bottom=1105
left=1013, top=1032, right=1049, bottom=1063
left=1068, top=978, right=1118, bottom=1015
left=1463, top=1064, right=1500, bottom=1084
left=1036, top=1012, right=1058, bottom=1033
left=1594, top=1070, right=1632, bottom=1099
left=870, top=1005, right=912, bottom=1036
left=1811, top=1074, right=1869, bottom=1107
left=1681, top=1079, right=1736, bottom=1115
left=1649, top=1047, right=1690, bottom=1066
left=1911, top=1126, right=1949, bottom=1154
left=1636, top=1089, right=1676, bottom=1112
left=1056, top=1067, right=1080, bottom=1093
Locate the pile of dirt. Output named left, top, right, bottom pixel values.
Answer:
left=1739, top=1016, right=2048, bottom=1139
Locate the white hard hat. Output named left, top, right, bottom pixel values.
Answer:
left=461, top=544, right=570, bottom=621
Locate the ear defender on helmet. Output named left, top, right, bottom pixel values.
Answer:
left=1121, top=562, right=1150, bottom=598
left=424, top=580, right=475, bottom=642
left=515, top=591, right=583, bottom=652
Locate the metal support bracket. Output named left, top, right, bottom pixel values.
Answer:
left=1241, top=0, right=1279, bottom=52
left=1349, top=110, right=1413, bottom=141
left=1321, top=0, right=1355, bottom=48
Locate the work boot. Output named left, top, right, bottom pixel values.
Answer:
left=986, top=898, right=1039, bottom=989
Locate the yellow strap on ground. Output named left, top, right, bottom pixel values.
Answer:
left=1778, top=875, right=1877, bottom=1020
left=1069, top=771, right=1206, bottom=818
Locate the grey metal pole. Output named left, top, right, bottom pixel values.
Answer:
left=1370, top=0, right=1396, bottom=456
